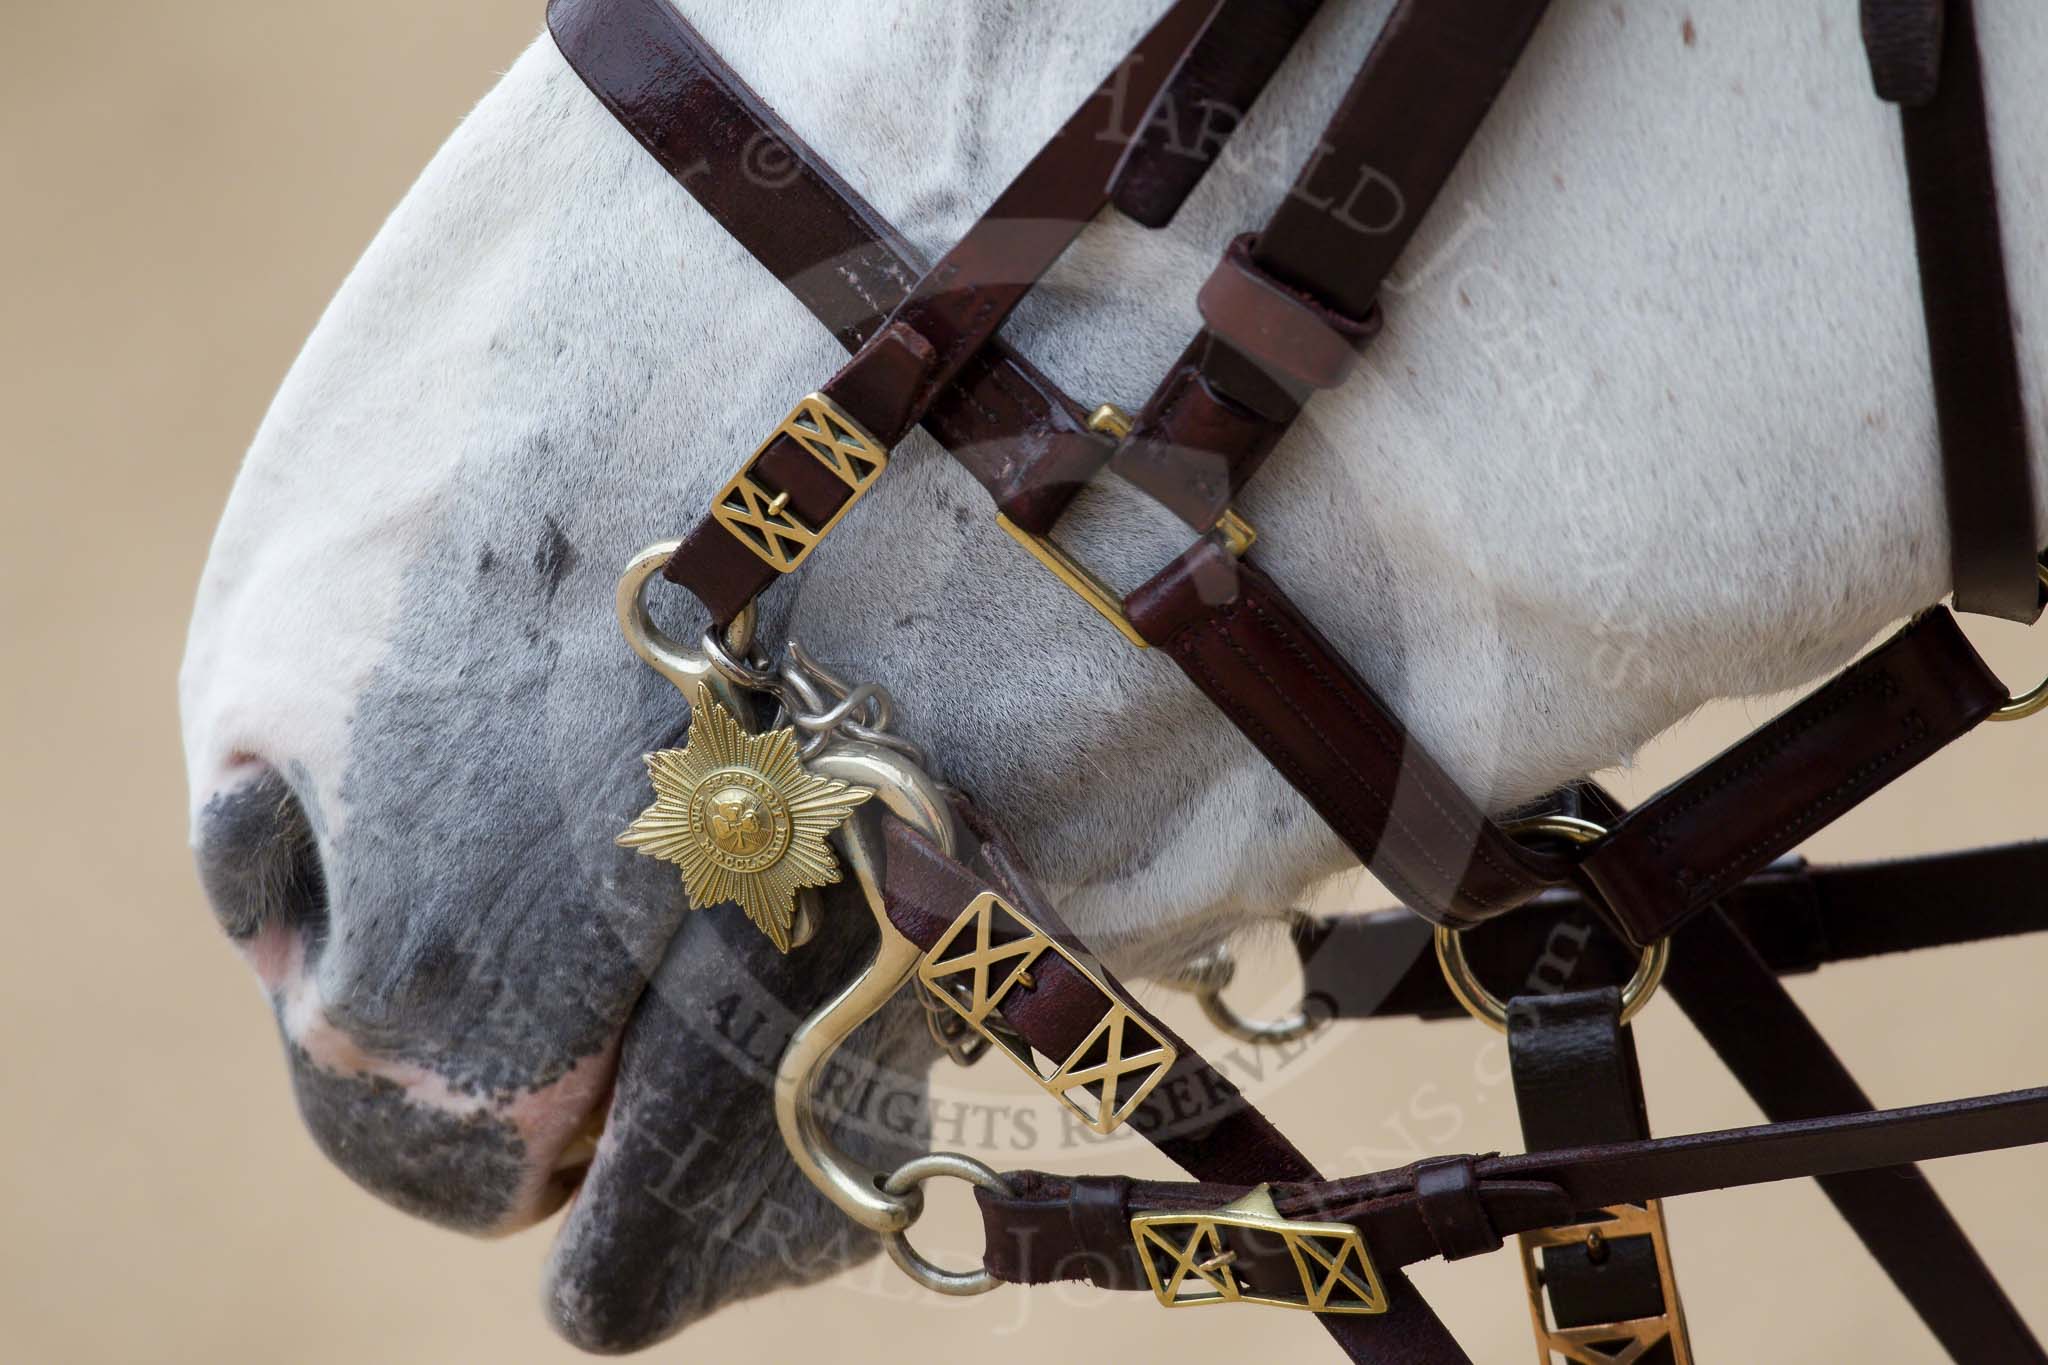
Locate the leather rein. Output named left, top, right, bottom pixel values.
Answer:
left=554, top=1, right=2047, bottom=1359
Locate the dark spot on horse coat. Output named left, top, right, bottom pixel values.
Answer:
left=478, top=546, right=497, bottom=574
left=286, top=1044, right=527, bottom=1233
left=535, top=517, right=579, bottom=597
left=1682, top=16, right=1696, bottom=46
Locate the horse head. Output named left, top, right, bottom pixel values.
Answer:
left=179, top=0, right=2045, bottom=1352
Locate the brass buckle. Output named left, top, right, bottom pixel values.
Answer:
left=1130, top=1186, right=1389, bottom=1314
left=711, top=392, right=887, bottom=573
left=917, top=890, right=1176, bottom=1134
left=996, top=403, right=1257, bottom=651
left=996, top=514, right=1153, bottom=649
left=1519, top=1202, right=1693, bottom=1363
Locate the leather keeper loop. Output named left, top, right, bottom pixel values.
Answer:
left=1197, top=234, right=1381, bottom=393
left=1413, top=1157, right=1503, bottom=1261
left=1064, top=1176, right=1145, bottom=1289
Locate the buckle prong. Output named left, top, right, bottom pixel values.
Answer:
left=712, top=392, right=887, bottom=573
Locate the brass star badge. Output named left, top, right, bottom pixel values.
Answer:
left=618, top=684, right=873, bottom=952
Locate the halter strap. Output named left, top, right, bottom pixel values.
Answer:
left=552, top=0, right=2028, bottom=935
left=1111, top=0, right=1331, bottom=227
left=1107, top=0, right=1559, bottom=529
left=649, top=0, right=1224, bottom=623
left=1296, top=839, right=2048, bottom=1022
left=1864, top=0, right=2042, bottom=622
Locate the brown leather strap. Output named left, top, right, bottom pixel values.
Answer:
left=1112, top=0, right=1330, bottom=227
left=1124, top=533, right=1570, bottom=927
left=976, top=1085, right=2048, bottom=1289
left=882, top=810, right=1469, bottom=1362
left=1666, top=908, right=2046, bottom=1363
left=1410, top=1157, right=1501, bottom=1262
left=1869, top=0, right=2041, bottom=621
left=884, top=814, right=1316, bottom=1184
left=1579, top=609, right=2007, bottom=947
left=1508, top=991, right=1675, bottom=1360
left=1108, top=0, right=1558, bottom=530
left=646, top=0, right=1222, bottom=625
left=1196, top=232, right=1384, bottom=393
left=549, top=0, right=1223, bottom=623
left=1297, top=840, right=2048, bottom=1022
left=547, top=0, right=1114, bottom=582
left=1862, top=0, right=1946, bottom=105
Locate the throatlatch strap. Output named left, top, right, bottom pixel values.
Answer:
left=1864, top=0, right=2040, bottom=622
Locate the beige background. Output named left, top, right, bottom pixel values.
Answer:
left=4, top=3, right=2044, bottom=1361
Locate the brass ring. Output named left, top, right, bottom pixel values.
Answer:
left=1194, top=910, right=1328, bottom=1046
left=878, top=1154, right=1013, bottom=1297
left=1989, top=566, right=2048, bottom=722
left=1433, top=815, right=1671, bottom=1035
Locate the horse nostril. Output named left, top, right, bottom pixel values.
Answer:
left=195, top=765, right=329, bottom=955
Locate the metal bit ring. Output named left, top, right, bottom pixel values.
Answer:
left=1188, top=910, right=1328, bottom=1046
left=878, top=1154, right=1013, bottom=1297
left=1434, top=815, right=1671, bottom=1034
left=1989, top=566, right=2048, bottom=722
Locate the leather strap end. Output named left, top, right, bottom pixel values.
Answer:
left=831, top=320, right=939, bottom=445
left=1125, top=532, right=1247, bottom=643
left=1861, top=0, right=1947, bottom=106
left=662, top=522, right=777, bottom=628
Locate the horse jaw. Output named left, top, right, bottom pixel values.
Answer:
left=180, top=0, right=2047, bottom=1351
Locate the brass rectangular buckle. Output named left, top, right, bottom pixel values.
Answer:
left=1518, top=1201, right=1693, bottom=1363
left=1130, top=1186, right=1389, bottom=1314
left=996, top=403, right=1255, bottom=649
left=916, top=890, right=1176, bottom=1134
left=711, top=392, right=887, bottom=573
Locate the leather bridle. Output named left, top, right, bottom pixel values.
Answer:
left=553, top=0, right=2048, bottom=1359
